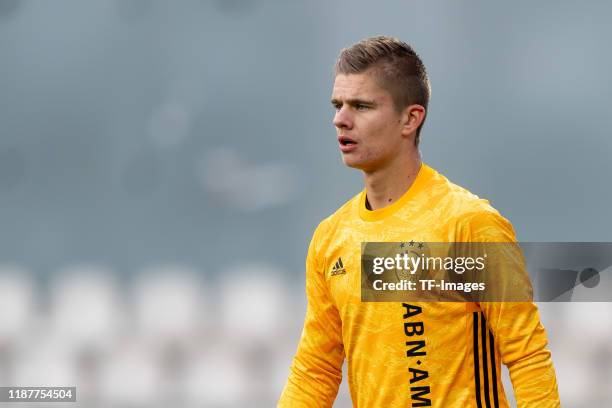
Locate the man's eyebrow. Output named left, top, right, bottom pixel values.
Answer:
left=330, top=98, right=377, bottom=106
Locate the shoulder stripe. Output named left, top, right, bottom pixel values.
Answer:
left=480, top=312, right=492, bottom=408
left=472, top=312, right=483, bottom=408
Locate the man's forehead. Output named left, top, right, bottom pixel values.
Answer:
left=332, top=72, right=388, bottom=100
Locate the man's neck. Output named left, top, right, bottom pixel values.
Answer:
left=363, top=151, right=422, bottom=211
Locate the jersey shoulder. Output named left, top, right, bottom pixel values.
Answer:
left=428, top=168, right=517, bottom=241
left=309, top=191, right=362, bottom=250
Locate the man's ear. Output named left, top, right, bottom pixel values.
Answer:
left=401, top=104, right=426, bottom=137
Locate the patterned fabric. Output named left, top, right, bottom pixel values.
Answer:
left=278, top=163, right=560, bottom=407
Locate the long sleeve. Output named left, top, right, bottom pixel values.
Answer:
left=278, top=224, right=345, bottom=407
left=466, top=210, right=561, bottom=407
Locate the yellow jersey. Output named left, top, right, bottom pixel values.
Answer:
left=278, top=163, right=560, bottom=407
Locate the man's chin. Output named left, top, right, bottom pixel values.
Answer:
left=341, top=156, right=367, bottom=171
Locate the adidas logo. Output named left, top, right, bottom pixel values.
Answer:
left=330, top=257, right=346, bottom=276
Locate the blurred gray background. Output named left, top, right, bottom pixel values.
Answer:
left=0, top=0, right=611, bottom=407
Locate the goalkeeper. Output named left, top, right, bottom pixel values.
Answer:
left=278, top=36, right=560, bottom=407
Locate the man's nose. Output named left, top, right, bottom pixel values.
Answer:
left=333, top=106, right=352, bottom=129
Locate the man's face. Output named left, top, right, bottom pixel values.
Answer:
left=331, top=71, right=407, bottom=172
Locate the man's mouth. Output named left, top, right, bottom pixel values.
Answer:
left=338, top=135, right=358, bottom=153
left=338, top=136, right=357, bottom=146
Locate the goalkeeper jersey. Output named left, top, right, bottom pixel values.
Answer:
left=278, top=163, right=560, bottom=408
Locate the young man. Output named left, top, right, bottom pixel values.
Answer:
left=278, top=36, right=560, bottom=407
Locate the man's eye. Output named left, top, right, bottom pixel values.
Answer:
left=356, top=104, right=369, bottom=111
left=333, top=104, right=341, bottom=111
